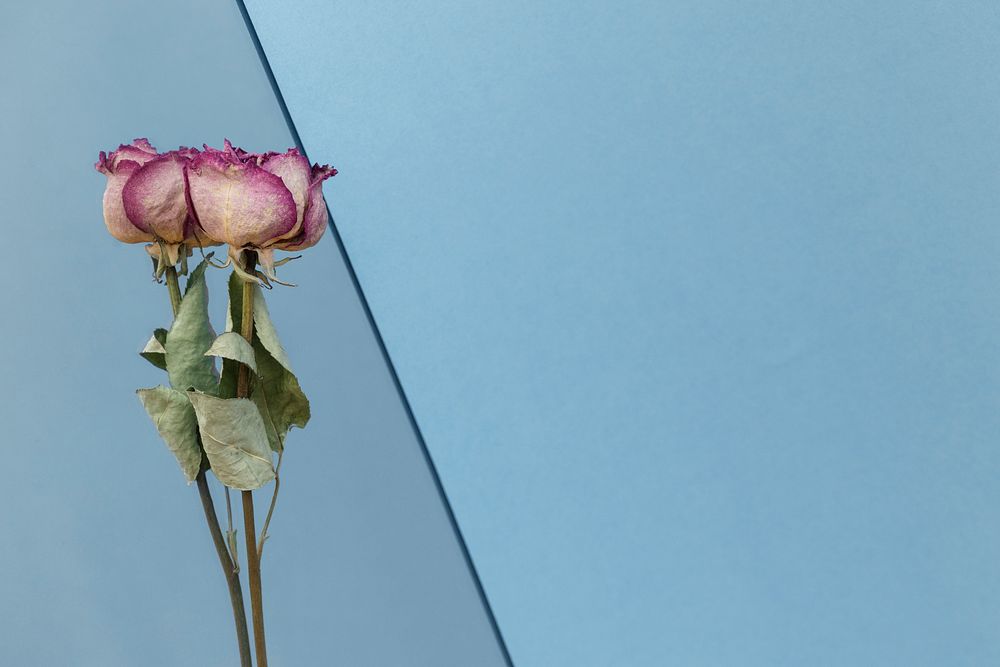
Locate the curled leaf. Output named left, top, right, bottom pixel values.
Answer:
left=253, top=349, right=309, bottom=452
left=137, top=386, right=202, bottom=482
left=252, top=286, right=293, bottom=371
left=205, top=331, right=257, bottom=374
left=140, top=328, right=168, bottom=371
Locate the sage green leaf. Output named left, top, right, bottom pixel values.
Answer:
left=226, top=272, right=247, bottom=338
left=185, top=254, right=210, bottom=293
left=140, top=328, right=169, bottom=371
left=252, top=286, right=293, bottom=371
left=137, top=386, right=202, bottom=482
left=220, top=273, right=247, bottom=400
left=253, top=283, right=310, bottom=449
left=251, top=385, right=281, bottom=452
left=165, top=259, right=218, bottom=392
left=218, top=357, right=240, bottom=400
left=226, top=273, right=310, bottom=450
left=227, top=270, right=246, bottom=333
left=253, top=346, right=309, bottom=451
left=205, top=332, right=257, bottom=374
left=212, top=330, right=254, bottom=401
left=188, top=391, right=275, bottom=490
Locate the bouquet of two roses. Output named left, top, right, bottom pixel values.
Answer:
left=97, top=138, right=336, bottom=667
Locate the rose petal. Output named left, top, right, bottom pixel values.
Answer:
left=113, top=139, right=158, bottom=171
left=101, top=161, right=154, bottom=244
left=260, top=150, right=311, bottom=241
left=277, top=181, right=328, bottom=251
left=310, top=163, right=338, bottom=183
left=188, top=151, right=297, bottom=248
left=129, top=138, right=157, bottom=153
left=122, top=153, right=190, bottom=243
left=95, top=138, right=158, bottom=174
left=277, top=162, right=336, bottom=251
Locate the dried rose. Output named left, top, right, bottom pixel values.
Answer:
left=96, top=139, right=212, bottom=268
left=187, top=140, right=336, bottom=284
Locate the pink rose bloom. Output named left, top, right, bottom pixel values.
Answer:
left=96, top=139, right=211, bottom=265
left=186, top=140, right=336, bottom=283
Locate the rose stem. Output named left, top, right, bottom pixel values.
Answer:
left=165, top=265, right=253, bottom=667
left=235, top=251, right=269, bottom=667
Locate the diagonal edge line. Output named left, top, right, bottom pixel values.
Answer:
left=233, top=2, right=516, bottom=665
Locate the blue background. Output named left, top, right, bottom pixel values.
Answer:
left=246, top=1, right=1000, bottom=665
left=2, top=1, right=505, bottom=665
left=2, top=0, right=1000, bottom=665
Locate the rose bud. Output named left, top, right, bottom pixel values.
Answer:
left=97, top=140, right=216, bottom=272
left=187, top=140, right=336, bottom=285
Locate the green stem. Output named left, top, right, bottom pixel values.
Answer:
left=242, top=490, right=266, bottom=667
left=164, top=266, right=253, bottom=667
left=235, top=253, right=269, bottom=667
left=196, top=472, right=253, bottom=667
left=165, top=265, right=183, bottom=315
